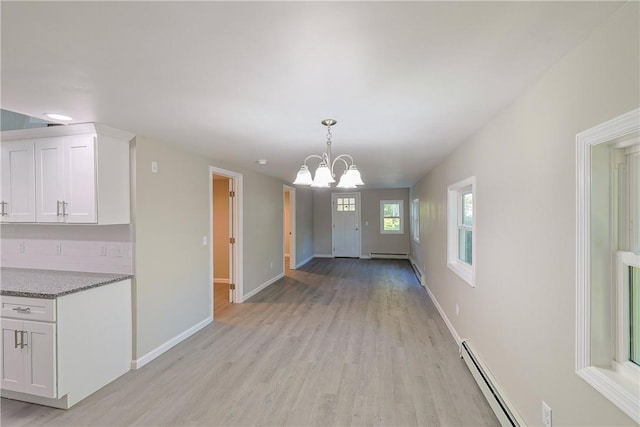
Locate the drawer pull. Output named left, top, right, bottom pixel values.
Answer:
left=12, top=307, right=31, bottom=313
left=14, top=330, right=19, bottom=348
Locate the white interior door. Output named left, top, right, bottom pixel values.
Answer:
left=332, top=193, right=361, bottom=258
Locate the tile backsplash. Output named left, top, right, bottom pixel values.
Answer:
left=1, top=224, right=133, bottom=274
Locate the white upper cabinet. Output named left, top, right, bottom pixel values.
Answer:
left=35, top=137, right=65, bottom=223
left=1, top=141, right=36, bottom=222
left=1, top=124, right=133, bottom=225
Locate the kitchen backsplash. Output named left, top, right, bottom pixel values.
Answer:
left=0, top=224, right=133, bottom=274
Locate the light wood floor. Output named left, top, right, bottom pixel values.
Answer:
left=214, top=282, right=231, bottom=317
left=1, top=258, right=498, bottom=426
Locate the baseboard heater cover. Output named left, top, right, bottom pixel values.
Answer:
left=460, top=340, right=521, bottom=427
left=369, top=252, right=409, bottom=259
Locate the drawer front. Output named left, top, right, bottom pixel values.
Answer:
left=0, top=296, right=55, bottom=322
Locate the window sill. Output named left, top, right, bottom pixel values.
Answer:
left=447, top=261, right=474, bottom=287
left=576, top=366, right=639, bottom=423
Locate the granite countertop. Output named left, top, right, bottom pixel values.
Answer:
left=0, top=268, right=132, bottom=299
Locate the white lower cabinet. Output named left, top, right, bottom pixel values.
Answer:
left=1, top=319, right=56, bottom=398
left=0, top=279, right=132, bottom=408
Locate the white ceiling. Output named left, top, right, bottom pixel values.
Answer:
left=1, top=1, right=622, bottom=188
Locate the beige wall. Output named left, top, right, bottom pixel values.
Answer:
left=133, top=136, right=211, bottom=359
left=410, top=3, right=639, bottom=426
left=284, top=191, right=290, bottom=255
left=133, top=138, right=288, bottom=359
left=313, top=188, right=411, bottom=257
left=213, top=176, right=230, bottom=280
left=295, top=187, right=314, bottom=264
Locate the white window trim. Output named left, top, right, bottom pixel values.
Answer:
left=412, top=198, right=420, bottom=243
left=447, top=176, right=475, bottom=287
left=380, top=200, right=404, bottom=234
left=576, top=107, right=640, bottom=424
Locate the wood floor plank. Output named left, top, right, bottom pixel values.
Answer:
left=1, top=258, right=498, bottom=427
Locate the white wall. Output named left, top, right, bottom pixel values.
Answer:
left=410, top=3, right=639, bottom=425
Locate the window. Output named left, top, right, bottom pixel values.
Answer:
left=447, top=176, right=475, bottom=286
left=576, top=108, right=639, bottom=423
left=336, top=197, right=356, bottom=212
left=380, top=200, right=403, bottom=234
left=411, top=198, right=420, bottom=243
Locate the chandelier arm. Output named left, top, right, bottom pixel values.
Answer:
left=302, top=154, right=324, bottom=166
left=331, top=155, right=352, bottom=176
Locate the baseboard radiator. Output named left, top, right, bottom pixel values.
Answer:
left=460, top=340, right=520, bottom=427
left=369, top=252, right=409, bottom=259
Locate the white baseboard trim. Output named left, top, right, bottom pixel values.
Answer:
left=132, top=316, right=212, bottom=370
left=213, top=278, right=229, bottom=284
left=424, top=283, right=463, bottom=346
left=313, top=253, right=334, bottom=258
left=296, top=255, right=314, bottom=268
left=359, top=255, right=371, bottom=259
left=243, top=273, right=284, bottom=301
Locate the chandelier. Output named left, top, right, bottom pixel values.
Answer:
left=293, top=119, right=364, bottom=188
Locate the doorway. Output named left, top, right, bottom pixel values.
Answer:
left=283, top=185, right=296, bottom=273
left=210, top=166, right=243, bottom=320
left=331, top=192, right=361, bottom=258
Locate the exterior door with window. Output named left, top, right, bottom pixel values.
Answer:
left=332, top=193, right=361, bottom=258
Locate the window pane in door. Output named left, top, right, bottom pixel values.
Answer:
left=458, top=229, right=472, bottom=265
left=631, top=265, right=640, bottom=366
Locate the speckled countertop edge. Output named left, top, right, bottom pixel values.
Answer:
left=0, top=268, right=132, bottom=299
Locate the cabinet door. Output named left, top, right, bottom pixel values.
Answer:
left=22, top=320, right=56, bottom=398
left=0, top=141, right=35, bottom=222
left=35, top=138, right=65, bottom=223
left=64, top=135, right=96, bottom=223
left=0, top=319, right=24, bottom=392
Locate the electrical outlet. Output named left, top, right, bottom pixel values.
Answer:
left=55, top=243, right=62, bottom=255
left=542, top=401, right=552, bottom=427
left=456, top=304, right=459, bottom=316
left=100, top=244, right=107, bottom=256
left=202, top=236, right=208, bottom=246
left=151, top=161, right=158, bottom=173
left=19, top=242, right=25, bottom=254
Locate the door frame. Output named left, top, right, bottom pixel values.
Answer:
left=209, top=166, right=244, bottom=319
left=283, top=185, right=296, bottom=270
left=331, top=192, right=362, bottom=258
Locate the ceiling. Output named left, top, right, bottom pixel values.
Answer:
left=1, top=1, right=622, bottom=188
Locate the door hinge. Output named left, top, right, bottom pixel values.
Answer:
left=230, top=191, right=235, bottom=198
left=230, top=283, right=236, bottom=290
left=230, top=237, right=236, bottom=244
